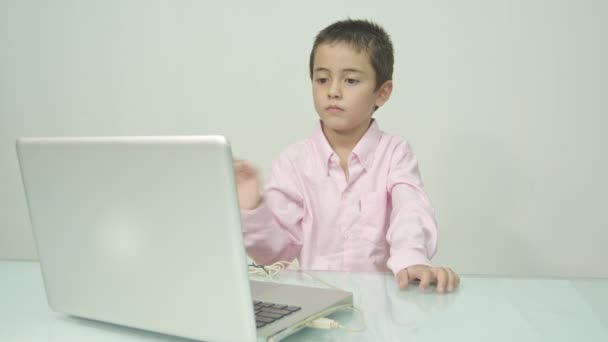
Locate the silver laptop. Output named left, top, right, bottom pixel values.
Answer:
left=16, top=136, right=352, bottom=342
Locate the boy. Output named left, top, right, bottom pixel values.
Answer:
left=235, top=19, right=459, bottom=293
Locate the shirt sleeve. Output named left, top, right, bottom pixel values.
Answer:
left=240, top=154, right=304, bottom=265
left=385, top=140, right=438, bottom=275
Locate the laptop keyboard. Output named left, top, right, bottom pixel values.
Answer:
left=253, top=300, right=301, bottom=328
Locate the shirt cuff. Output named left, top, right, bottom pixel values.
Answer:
left=387, top=248, right=432, bottom=276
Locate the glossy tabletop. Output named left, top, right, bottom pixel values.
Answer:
left=1, top=261, right=607, bottom=341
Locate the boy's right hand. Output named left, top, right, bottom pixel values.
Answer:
left=233, top=159, right=262, bottom=210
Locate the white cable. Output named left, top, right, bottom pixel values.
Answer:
left=248, top=260, right=341, bottom=290
left=247, top=261, right=289, bottom=281
left=306, top=317, right=339, bottom=329
left=271, top=303, right=366, bottom=341
left=249, top=261, right=367, bottom=337
left=307, top=304, right=366, bottom=332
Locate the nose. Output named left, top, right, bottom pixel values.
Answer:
left=327, top=79, right=341, bottom=99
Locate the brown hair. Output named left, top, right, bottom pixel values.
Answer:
left=309, top=19, right=394, bottom=90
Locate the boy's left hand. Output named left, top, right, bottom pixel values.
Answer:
left=397, top=265, right=460, bottom=293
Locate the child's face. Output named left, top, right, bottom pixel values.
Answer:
left=311, top=42, right=392, bottom=135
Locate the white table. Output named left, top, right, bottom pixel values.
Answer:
left=1, top=261, right=607, bottom=341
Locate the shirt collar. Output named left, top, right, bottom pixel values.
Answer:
left=312, top=122, right=335, bottom=175
left=312, top=119, right=382, bottom=175
left=352, top=119, right=382, bottom=170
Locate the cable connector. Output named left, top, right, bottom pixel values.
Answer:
left=306, top=317, right=340, bottom=330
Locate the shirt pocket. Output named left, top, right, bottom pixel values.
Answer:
left=359, top=191, right=388, bottom=245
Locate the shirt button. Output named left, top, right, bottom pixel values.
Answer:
left=343, top=230, right=350, bottom=239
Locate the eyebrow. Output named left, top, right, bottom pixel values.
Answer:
left=313, top=67, right=364, bottom=74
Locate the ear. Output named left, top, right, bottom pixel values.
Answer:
left=374, top=80, right=393, bottom=108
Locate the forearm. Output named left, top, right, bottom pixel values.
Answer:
left=386, top=184, right=438, bottom=275
left=241, top=201, right=301, bottom=265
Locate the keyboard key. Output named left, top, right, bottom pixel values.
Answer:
left=262, top=308, right=291, bottom=316
left=258, top=311, right=283, bottom=319
left=252, top=300, right=298, bottom=329
left=256, top=316, right=275, bottom=324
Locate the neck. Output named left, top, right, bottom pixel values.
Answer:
left=322, top=120, right=371, bottom=155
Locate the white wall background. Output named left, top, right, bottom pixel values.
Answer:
left=1, top=0, right=607, bottom=277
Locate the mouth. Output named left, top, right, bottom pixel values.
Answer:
left=326, top=105, right=344, bottom=113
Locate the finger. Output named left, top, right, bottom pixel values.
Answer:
left=418, top=268, right=432, bottom=292
left=235, top=162, right=255, bottom=176
left=397, top=269, right=410, bottom=290
left=435, top=268, right=448, bottom=293
left=446, top=268, right=456, bottom=292
left=233, top=160, right=245, bottom=172
left=234, top=159, right=251, bottom=170
left=235, top=166, right=247, bottom=178
left=449, top=268, right=461, bottom=289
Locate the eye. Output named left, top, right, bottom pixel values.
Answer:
left=345, top=78, right=360, bottom=85
left=316, top=78, right=328, bottom=84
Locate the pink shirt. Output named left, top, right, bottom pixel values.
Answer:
left=241, top=120, right=438, bottom=275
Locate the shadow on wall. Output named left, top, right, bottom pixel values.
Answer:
left=433, top=133, right=539, bottom=276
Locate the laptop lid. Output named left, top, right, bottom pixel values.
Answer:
left=17, top=136, right=257, bottom=342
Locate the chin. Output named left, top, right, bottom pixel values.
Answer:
left=321, top=118, right=353, bottom=132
